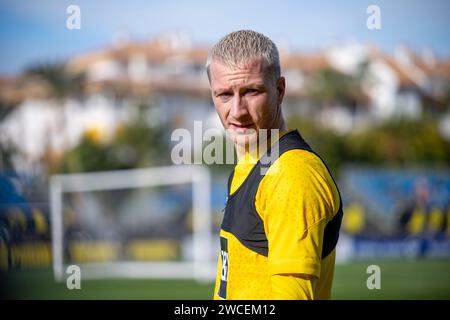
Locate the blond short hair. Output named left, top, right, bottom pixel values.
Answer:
left=206, top=30, right=280, bottom=83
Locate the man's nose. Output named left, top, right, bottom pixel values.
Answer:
left=230, top=94, right=248, bottom=119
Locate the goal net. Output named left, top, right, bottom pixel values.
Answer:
left=50, top=165, right=215, bottom=282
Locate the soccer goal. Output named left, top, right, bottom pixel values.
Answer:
left=50, top=165, right=215, bottom=282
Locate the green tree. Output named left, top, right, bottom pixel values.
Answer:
left=308, top=68, right=364, bottom=108
left=57, top=103, right=170, bottom=173
left=287, top=117, right=450, bottom=177
left=25, top=62, right=85, bottom=171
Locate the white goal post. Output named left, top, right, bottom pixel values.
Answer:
left=50, top=165, right=215, bottom=282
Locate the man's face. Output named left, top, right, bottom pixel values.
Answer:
left=209, top=57, right=285, bottom=149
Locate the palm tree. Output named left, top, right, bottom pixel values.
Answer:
left=308, top=68, right=363, bottom=109
left=26, top=63, right=85, bottom=100
left=25, top=62, right=85, bottom=172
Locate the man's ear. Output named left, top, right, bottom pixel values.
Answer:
left=276, top=76, right=286, bottom=106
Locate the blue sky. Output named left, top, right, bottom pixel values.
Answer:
left=0, top=0, right=449, bottom=75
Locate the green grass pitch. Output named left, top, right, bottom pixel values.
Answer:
left=1, top=259, right=449, bottom=299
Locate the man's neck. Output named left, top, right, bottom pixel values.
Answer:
left=235, top=122, right=288, bottom=162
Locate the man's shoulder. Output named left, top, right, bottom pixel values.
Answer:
left=261, top=148, right=339, bottom=200
left=265, top=148, right=328, bottom=178
left=257, top=147, right=340, bottom=224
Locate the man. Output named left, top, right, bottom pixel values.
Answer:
left=206, top=30, right=343, bottom=300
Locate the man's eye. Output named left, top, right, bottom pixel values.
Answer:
left=218, top=92, right=232, bottom=98
left=245, top=89, right=259, bottom=95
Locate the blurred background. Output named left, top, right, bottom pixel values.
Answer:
left=1, top=0, right=449, bottom=299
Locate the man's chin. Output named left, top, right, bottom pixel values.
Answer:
left=227, top=128, right=259, bottom=149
